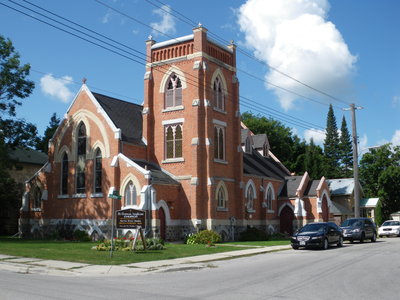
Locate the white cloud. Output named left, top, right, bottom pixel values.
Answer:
left=150, top=5, right=176, bottom=36
left=40, top=74, right=74, bottom=103
left=391, top=130, right=400, bottom=146
left=393, top=95, right=400, bottom=108
left=237, top=0, right=357, bottom=110
left=303, top=128, right=325, bottom=145
left=358, top=134, right=368, bottom=153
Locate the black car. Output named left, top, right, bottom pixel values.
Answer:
left=291, top=222, right=343, bottom=250
left=340, top=217, right=377, bottom=243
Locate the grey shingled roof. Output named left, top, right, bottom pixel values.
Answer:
left=243, top=148, right=290, bottom=181
left=131, top=159, right=180, bottom=186
left=327, top=178, right=354, bottom=196
left=304, top=180, right=320, bottom=196
left=92, top=92, right=144, bottom=146
left=252, top=134, right=269, bottom=150
left=9, top=148, right=48, bottom=165
left=241, top=128, right=250, bottom=144
left=280, top=176, right=303, bottom=197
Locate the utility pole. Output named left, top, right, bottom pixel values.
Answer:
left=344, top=104, right=363, bottom=218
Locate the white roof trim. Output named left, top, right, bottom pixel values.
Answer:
left=316, top=176, right=326, bottom=192
left=296, top=172, right=309, bottom=197
left=152, top=34, right=194, bottom=50
left=117, top=153, right=151, bottom=176
left=67, top=85, right=121, bottom=140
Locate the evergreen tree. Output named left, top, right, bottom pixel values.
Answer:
left=339, top=116, right=353, bottom=177
left=323, top=104, right=340, bottom=178
left=36, top=113, right=61, bottom=153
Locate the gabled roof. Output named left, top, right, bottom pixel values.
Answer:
left=92, top=92, right=144, bottom=146
left=252, top=134, right=269, bottom=150
left=360, top=198, right=379, bottom=208
left=279, top=176, right=303, bottom=197
left=304, top=180, right=320, bottom=196
left=130, top=159, right=180, bottom=185
left=9, top=148, right=48, bottom=165
left=330, top=200, right=353, bottom=215
left=241, top=128, right=250, bottom=144
left=243, top=148, right=290, bottom=181
left=327, top=178, right=355, bottom=196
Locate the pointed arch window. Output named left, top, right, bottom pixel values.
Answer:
left=61, top=152, right=68, bottom=195
left=94, top=148, right=102, bottom=193
left=165, top=74, right=182, bottom=108
left=246, top=184, right=255, bottom=212
left=165, top=124, right=183, bottom=159
left=213, top=76, right=225, bottom=111
left=124, top=181, right=137, bottom=206
left=76, top=122, right=86, bottom=194
left=32, top=186, right=42, bottom=210
left=216, top=185, right=227, bottom=209
left=214, top=126, right=225, bottom=161
left=266, top=186, right=273, bottom=210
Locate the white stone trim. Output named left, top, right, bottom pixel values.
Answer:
left=162, top=118, right=184, bottom=125
left=191, top=137, right=199, bottom=145
left=278, top=202, right=295, bottom=216
left=294, top=197, right=307, bottom=217
left=162, top=105, right=184, bottom=113
left=213, top=119, right=227, bottom=127
left=158, top=66, right=187, bottom=93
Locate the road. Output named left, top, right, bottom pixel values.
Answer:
left=1, top=238, right=399, bottom=300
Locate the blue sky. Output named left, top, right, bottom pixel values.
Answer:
left=1, top=0, right=399, bottom=153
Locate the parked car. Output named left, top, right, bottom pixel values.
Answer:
left=378, top=220, right=400, bottom=237
left=340, top=218, right=377, bottom=243
left=291, top=222, right=343, bottom=250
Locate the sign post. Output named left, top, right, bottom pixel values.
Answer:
left=108, top=190, right=122, bottom=258
left=115, top=208, right=147, bottom=251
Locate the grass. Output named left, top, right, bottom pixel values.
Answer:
left=0, top=237, right=290, bottom=265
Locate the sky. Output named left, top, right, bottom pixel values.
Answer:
left=1, top=0, right=399, bottom=155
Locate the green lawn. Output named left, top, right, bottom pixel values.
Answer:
left=0, top=237, right=289, bottom=265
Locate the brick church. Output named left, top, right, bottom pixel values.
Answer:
left=20, top=26, right=333, bottom=241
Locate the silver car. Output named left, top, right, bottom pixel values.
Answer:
left=340, top=218, right=377, bottom=243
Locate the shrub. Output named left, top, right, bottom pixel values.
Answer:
left=73, top=230, right=91, bottom=242
left=239, top=227, right=268, bottom=241
left=185, top=230, right=221, bottom=244
left=95, top=236, right=165, bottom=251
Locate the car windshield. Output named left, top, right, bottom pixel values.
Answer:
left=382, top=221, right=400, bottom=226
left=341, top=219, right=362, bottom=227
left=299, top=224, right=326, bottom=233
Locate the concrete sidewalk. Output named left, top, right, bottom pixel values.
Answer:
left=0, top=245, right=291, bottom=277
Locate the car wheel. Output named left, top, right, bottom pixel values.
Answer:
left=292, top=245, right=299, bottom=250
left=349, top=238, right=354, bottom=243
left=360, top=232, right=365, bottom=243
left=337, top=236, right=344, bottom=247
left=371, top=233, right=377, bottom=242
left=322, top=238, right=329, bottom=250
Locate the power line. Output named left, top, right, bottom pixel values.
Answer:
left=1, top=0, right=326, bottom=132
left=144, top=0, right=351, bottom=106
left=94, top=0, right=339, bottom=109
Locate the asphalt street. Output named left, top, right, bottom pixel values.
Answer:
left=1, top=238, right=399, bottom=299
